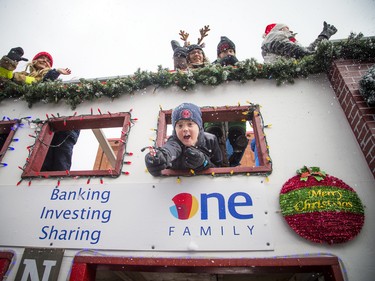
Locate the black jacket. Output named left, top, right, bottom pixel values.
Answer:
left=161, top=129, right=223, bottom=170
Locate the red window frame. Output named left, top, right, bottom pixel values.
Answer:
left=69, top=256, right=344, bottom=281
left=155, top=105, right=272, bottom=176
left=0, top=121, right=17, bottom=163
left=21, top=113, right=132, bottom=179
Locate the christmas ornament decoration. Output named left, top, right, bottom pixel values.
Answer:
left=279, top=166, right=365, bottom=244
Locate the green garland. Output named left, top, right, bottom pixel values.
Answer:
left=359, top=64, right=375, bottom=106
left=0, top=33, right=374, bottom=110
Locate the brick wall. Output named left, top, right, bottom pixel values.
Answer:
left=328, top=59, right=375, bottom=178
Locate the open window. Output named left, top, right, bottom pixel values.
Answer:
left=21, top=112, right=132, bottom=179
left=0, top=120, right=18, bottom=164
left=156, top=105, right=272, bottom=176
left=69, top=256, right=345, bottom=281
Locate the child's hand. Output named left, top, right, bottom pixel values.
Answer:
left=145, top=150, right=167, bottom=176
left=184, top=147, right=209, bottom=170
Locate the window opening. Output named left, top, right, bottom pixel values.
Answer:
left=0, top=120, right=20, bottom=166
left=21, top=112, right=133, bottom=179
left=69, top=256, right=345, bottom=281
left=155, top=104, right=272, bottom=176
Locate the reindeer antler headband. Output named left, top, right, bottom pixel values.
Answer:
left=178, top=25, right=210, bottom=47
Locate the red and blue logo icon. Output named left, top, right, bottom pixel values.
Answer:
left=169, top=193, right=198, bottom=220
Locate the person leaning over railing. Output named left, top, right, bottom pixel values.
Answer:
left=0, top=47, right=71, bottom=84
left=0, top=47, right=79, bottom=172
left=261, top=21, right=337, bottom=64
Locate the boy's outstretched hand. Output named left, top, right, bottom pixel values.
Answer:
left=145, top=149, right=167, bottom=176
left=184, top=147, right=209, bottom=171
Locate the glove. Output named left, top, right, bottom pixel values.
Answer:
left=145, top=150, right=168, bottom=176
left=184, top=147, right=209, bottom=171
left=319, top=21, right=337, bottom=40
left=171, top=40, right=187, bottom=58
left=7, top=47, right=28, bottom=62
left=220, top=55, right=238, bottom=66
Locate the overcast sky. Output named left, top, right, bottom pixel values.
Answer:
left=1, top=0, right=374, bottom=81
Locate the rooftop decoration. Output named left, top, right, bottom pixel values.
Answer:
left=359, top=64, right=375, bottom=106
left=0, top=33, right=374, bottom=110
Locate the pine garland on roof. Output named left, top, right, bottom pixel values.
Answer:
left=0, top=33, right=374, bottom=110
left=359, top=64, right=375, bottom=106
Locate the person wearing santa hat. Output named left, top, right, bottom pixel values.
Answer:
left=261, top=21, right=337, bottom=64
left=0, top=47, right=71, bottom=84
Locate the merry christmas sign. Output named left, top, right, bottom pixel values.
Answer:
left=279, top=166, right=365, bottom=244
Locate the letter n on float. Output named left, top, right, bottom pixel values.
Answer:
left=14, top=248, right=64, bottom=281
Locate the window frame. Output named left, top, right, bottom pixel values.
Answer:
left=21, top=113, right=132, bottom=179
left=0, top=251, right=14, bottom=280
left=69, top=256, right=345, bottom=281
left=156, top=105, right=272, bottom=176
left=0, top=120, right=18, bottom=163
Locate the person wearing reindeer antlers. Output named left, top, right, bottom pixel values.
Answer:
left=171, top=25, right=211, bottom=70
left=261, top=21, right=337, bottom=64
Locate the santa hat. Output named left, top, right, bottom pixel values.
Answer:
left=217, top=36, right=236, bottom=56
left=32, top=52, right=53, bottom=67
left=263, top=23, right=288, bottom=38
left=172, top=103, right=203, bottom=130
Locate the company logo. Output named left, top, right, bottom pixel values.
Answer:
left=169, top=193, right=198, bottom=220
left=169, top=192, right=254, bottom=221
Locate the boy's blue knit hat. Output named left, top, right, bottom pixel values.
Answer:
left=172, top=103, right=202, bottom=129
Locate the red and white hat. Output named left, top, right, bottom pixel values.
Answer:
left=263, top=23, right=288, bottom=38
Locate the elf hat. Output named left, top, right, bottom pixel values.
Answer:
left=172, top=103, right=203, bottom=130
left=33, top=52, right=53, bottom=67
left=217, top=36, right=236, bottom=56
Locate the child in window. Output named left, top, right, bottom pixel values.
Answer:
left=145, top=103, right=223, bottom=176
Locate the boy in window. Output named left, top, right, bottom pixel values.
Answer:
left=145, top=103, right=222, bottom=176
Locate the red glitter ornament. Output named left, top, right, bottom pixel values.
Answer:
left=279, top=166, right=365, bottom=244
